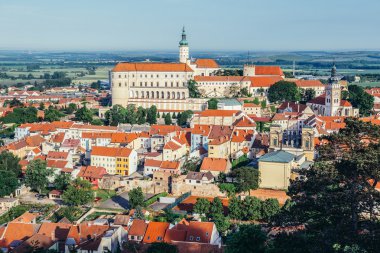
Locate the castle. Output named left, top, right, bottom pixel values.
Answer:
left=110, top=27, right=220, bottom=112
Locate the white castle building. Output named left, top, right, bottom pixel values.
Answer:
left=110, top=27, right=220, bottom=112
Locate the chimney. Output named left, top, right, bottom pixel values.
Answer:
left=51, top=230, right=56, bottom=241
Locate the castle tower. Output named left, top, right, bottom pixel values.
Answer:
left=179, top=27, right=189, bottom=64
left=324, top=64, right=341, bottom=116
left=243, top=64, right=255, bottom=77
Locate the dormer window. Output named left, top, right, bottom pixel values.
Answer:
left=206, top=232, right=209, bottom=236
left=189, top=236, right=194, bottom=241
left=196, top=237, right=200, bottom=241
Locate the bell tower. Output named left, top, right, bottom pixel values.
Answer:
left=179, top=26, right=189, bottom=64
left=325, top=64, right=341, bottom=116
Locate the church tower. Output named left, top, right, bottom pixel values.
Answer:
left=179, top=27, right=189, bottom=64
left=324, top=64, right=341, bottom=116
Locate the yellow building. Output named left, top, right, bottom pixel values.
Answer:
left=258, top=150, right=296, bottom=190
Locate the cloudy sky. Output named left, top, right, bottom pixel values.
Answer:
left=0, top=0, right=379, bottom=51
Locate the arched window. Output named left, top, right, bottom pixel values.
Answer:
left=177, top=92, right=180, bottom=99
left=167, top=92, right=170, bottom=99
left=161, top=91, right=164, bottom=99
left=146, top=91, right=150, bottom=98
left=156, top=91, right=159, bottom=98
left=151, top=91, right=154, bottom=98
left=136, top=91, right=139, bottom=98
left=182, top=92, right=185, bottom=99
left=172, top=92, right=175, bottom=99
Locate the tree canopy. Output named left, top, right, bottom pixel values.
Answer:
left=0, top=170, right=19, bottom=197
left=128, top=187, right=145, bottom=209
left=347, top=85, right=374, bottom=115
left=188, top=80, right=201, bottom=98
left=208, top=98, right=219, bottom=109
left=0, top=151, right=21, bottom=176
left=62, top=178, right=94, bottom=206
left=267, top=81, right=301, bottom=103
left=25, top=160, right=52, bottom=194
left=232, top=167, right=260, bottom=193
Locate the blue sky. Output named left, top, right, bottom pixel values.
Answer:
left=0, top=0, right=379, bottom=51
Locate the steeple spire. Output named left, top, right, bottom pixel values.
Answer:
left=179, top=26, right=188, bottom=46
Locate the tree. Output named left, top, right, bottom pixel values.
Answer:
left=188, top=80, right=201, bottom=98
left=193, top=198, right=211, bottom=215
left=146, top=105, right=157, bottom=125
left=268, top=81, right=301, bottom=103
left=277, top=119, right=380, bottom=252
left=348, top=85, right=374, bottom=115
left=136, top=106, right=147, bottom=125
left=134, top=205, right=145, bottom=219
left=232, top=167, right=260, bottom=193
left=74, top=103, right=93, bottom=123
left=253, top=97, right=260, bottom=105
left=209, top=197, right=224, bottom=219
left=25, top=160, right=52, bottom=194
left=147, top=242, right=178, bottom=253
left=0, top=170, right=19, bottom=197
left=129, top=187, right=145, bottom=209
left=182, top=157, right=201, bottom=173
left=54, top=173, right=72, bottom=191
left=213, top=213, right=230, bottom=233
left=228, top=196, right=242, bottom=220
left=105, top=105, right=126, bottom=126
left=242, top=196, right=262, bottom=220
left=44, top=107, right=64, bottom=122
left=260, top=100, right=267, bottom=109
left=62, top=178, right=94, bottom=206
left=261, top=198, right=280, bottom=220
left=218, top=183, right=236, bottom=198
left=125, top=104, right=137, bottom=124
left=1, top=107, right=38, bottom=124
left=303, top=88, right=316, bottom=102
left=208, top=98, right=219, bottom=109
left=0, top=151, right=21, bottom=176
left=241, top=87, right=251, bottom=97
left=38, top=102, right=45, bottom=110
left=65, top=103, right=77, bottom=114
left=178, top=110, right=193, bottom=126
left=164, top=113, right=172, bottom=125
left=226, top=225, right=267, bottom=253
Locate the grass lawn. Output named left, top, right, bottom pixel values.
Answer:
left=95, top=189, right=117, bottom=202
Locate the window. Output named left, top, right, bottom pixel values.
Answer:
left=196, top=237, right=200, bottom=241
left=189, top=236, right=194, bottom=241
left=157, top=236, right=162, bottom=241
left=206, top=232, right=209, bottom=236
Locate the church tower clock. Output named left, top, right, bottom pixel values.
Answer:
left=324, top=64, right=341, bottom=116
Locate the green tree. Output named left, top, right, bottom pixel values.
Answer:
left=54, top=173, right=72, bottom=191
left=147, top=242, right=178, bottom=253
left=0, top=151, right=21, bottom=176
left=105, top=104, right=126, bottom=126
left=267, top=81, right=301, bottom=103
left=218, top=183, right=236, bottom=198
left=213, top=213, right=230, bottom=233
left=208, top=98, right=219, bottom=109
left=242, top=196, right=262, bottom=220
left=65, top=103, right=77, bottom=114
left=164, top=113, right=172, bottom=125
left=348, top=85, right=374, bottom=115
left=209, top=197, right=224, bottom=219
left=182, top=157, right=201, bottom=173
left=253, top=97, right=260, bottom=105
left=62, top=178, right=94, bottom=206
left=303, top=88, right=316, bottom=102
left=241, top=87, right=250, bottom=97
left=260, top=100, right=267, bottom=109
left=44, top=107, right=64, bottom=122
left=129, top=187, right=145, bottom=209
left=232, top=167, right=260, bottom=193
left=1, top=107, right=38, bottom=124
left=136, top=106, right=147, bottom=125
left=0, top=170, right=19, bottom=197
left=278, top=118, right=380, bottom=252
left=125, top=104, right=137, bottom=124
left=38, top=102, right=45, bottom=110
left=74, top=103, right=93, bottom=123
left=188, top=80, right=201, bottom=98
left=226, top=225, right=267, bottom=253
left=228, top=196, right=242, bottom=220
left=178, top=110, right=193, bottom=126
left=25, top=160, right=52, bottom=193
left=193, top=198, right=211, bottom=215
left=261, top=198, right=280, bottom=220
left=146, top=105, right=157, bottom=125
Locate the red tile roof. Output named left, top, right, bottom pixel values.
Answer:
left=91, top=146, right=132, bottom=157
left=142, top=222, right=170, bottom=244
left=78, top=166, right=107, bottom=179
left=199, top=110, right=240, bottom=117
left=200, top=158, right=228, bottom=172
left=186, top=221, right=215, bottom=244
left=194, top=76, right=249, bottom=82
left=112, top=62, right=194, bottom=72
left=255, top=66, right=284, bottom=76
left=250, top=76, right=283, bottom=87
left=295, top=79, right=324, bottom=88
left=194, top=59, right=219, bottom=69
left=128, top=219, right=148, bottom=237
